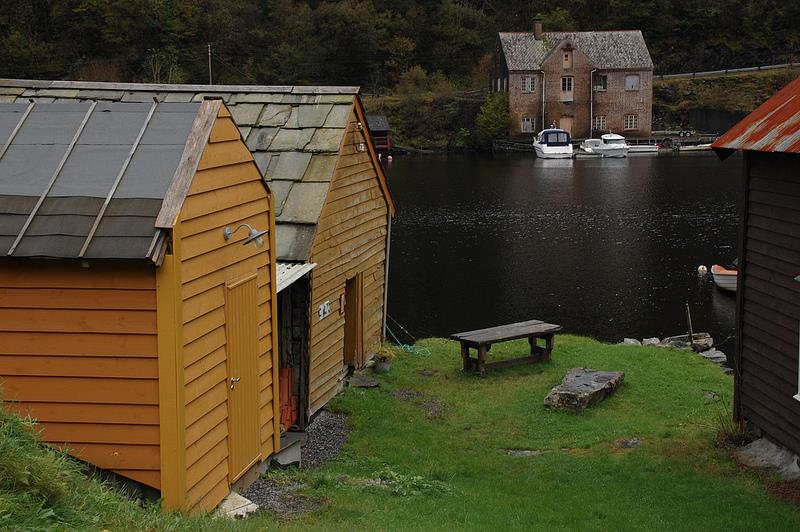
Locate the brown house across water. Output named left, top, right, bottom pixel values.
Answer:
left=713, top=75, right=800, bottom=457
left=0, top=79, right=395, bottom=433
left=0, top=99, right=279, bottom=511
left=493, top=20, right=654, bottom=138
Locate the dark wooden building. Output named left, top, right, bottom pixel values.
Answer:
left=713, top=75, right=800, bottom=456
left=366, top=115, right=392, bottom=154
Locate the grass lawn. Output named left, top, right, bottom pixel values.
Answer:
left=255, top=335, right=800, bottom=531
left=3, top=335, right=800, bottom=530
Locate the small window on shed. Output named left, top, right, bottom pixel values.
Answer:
left=625, top=74, right=641, bottom=91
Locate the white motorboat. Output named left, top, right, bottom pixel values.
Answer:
left=533, top=129, right=573, bottom=159
left=711, top=263, right=737, bottom=292
left=579, top=133, right=629, bottom=157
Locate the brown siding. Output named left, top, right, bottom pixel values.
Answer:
left=0, top=261, right=160, bottom=488
left=176, top=109, right=276, bottom=512
left=308, top=110, right=389, bottom=413
left=739, top=151, right=800, bottom=455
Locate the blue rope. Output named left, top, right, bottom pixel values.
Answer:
left=386, top=324, right=432, bottom=356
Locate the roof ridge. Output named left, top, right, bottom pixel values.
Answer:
left=0, top=78, right=361, bottom=95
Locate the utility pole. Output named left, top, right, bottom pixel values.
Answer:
left=207, top=44, right=213, bottom=85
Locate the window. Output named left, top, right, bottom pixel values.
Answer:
left=521, top=117, right=535, bottom=133
left=593, top=115, right=607, bottom=131
left=593, top=74, right=607, bottom=91
left=560, top=76, right=574, bottom=101
left=503, top=77, right=508, bottom=92
left=563, top=50, right=573, bottom=69
left=522, top=75, right=535, bottom=93
left=625, top=74, right=640, bottom=91
left=624, top=114, right=638, bottom=130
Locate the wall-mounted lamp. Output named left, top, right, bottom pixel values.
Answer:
left=223, top=223, right=268, bottom=248
left=356, top=122, right=363, bottom=130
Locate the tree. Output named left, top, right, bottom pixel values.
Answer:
left=474, top=92, right=509, bottom=148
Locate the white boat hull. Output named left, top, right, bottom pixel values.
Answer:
left=629, top=145, right=659, bottom=153
left=593, top=146, right=628, bottom=158
left=534, top=144, right=573, bottom=159
left=711, top=264, right=737, bottom=292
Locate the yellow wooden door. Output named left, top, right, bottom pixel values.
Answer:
left=224, top=273, right=261, bottom=483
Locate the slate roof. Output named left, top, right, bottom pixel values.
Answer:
left=0, top=79, right=372, bottom=262
left=0, top=100, right=204, bottom=260
left=366, top=114, right=391, bottom=132
left=498, top=30, right=653, bottom=71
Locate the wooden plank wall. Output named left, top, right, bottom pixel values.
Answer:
left=308, top=109, right=389, bottom=413
left=0, top=260, right=161, bottom=489
left=740, top=151, right=800, bottom=455
left=176, top=107, right=276, bottom=512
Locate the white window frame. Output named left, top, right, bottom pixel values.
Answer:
left=625, top=74, right=641, bottom=91
left=503, top=77, right=508, bottom=92
left=560, top=76, right=574, bottom=101
left=522, top=75, right=535, bottom=93
left=521, top=116, right=535, bottom=133
left=593, top=115, right=606, bottom=131
left=624, top=114, right=638, bottom=130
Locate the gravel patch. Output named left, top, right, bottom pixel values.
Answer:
left=242, top=477, right=316, bottom=517
left=302, top=410, right=351, bottom=469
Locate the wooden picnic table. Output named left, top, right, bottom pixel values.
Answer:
left=450, top=319, right=562, bottom=374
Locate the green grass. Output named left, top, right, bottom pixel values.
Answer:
left=3, top=335, right=799, bottom=530
left=265, top=335, right=800, bottom=531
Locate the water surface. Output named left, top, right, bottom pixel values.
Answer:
left=385, top=152, right=740, bottom=348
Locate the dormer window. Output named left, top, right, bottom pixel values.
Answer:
left=625, top=74, right=641, bottom=91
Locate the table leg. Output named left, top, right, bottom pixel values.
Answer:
left=460, top=343, right=470, bottom=372
left=544, top=334, right=554, bottom=361
left=477, top=344, right=487, bottom=374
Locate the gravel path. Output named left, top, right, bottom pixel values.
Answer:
left=302, top=410, right=350, bottom=469
left=242, top=410, right=350, bottom=517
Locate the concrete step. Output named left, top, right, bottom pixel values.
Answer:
left=274, top=431, right=305, bottom=467
left=217, top=491, right=258, bottom=518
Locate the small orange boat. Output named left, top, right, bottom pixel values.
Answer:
left=711, top=263, right=737, bottom=292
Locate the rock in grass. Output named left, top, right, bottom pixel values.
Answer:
left=620, top=338, right=641, bottom=346
left=699, top=349, right=727, bottom=364
left=544, top=368, right=625, bottom=412
left=733, top=438, right=800, bottom=480
left=347, top=375, right=380, bottom=388
left=642, top=337, right=661, bottom=346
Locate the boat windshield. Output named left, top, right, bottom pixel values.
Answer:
left=603, top=137, right=625, bottom=145
left=544, top=132, right=570, bottom=145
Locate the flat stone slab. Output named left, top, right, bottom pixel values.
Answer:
left=544, top=368, right=625, bottom=412
left=347, top=375, right=380, bottom=388
left=216, top=491, right=258, bottom=519
left=699, top=348, right=727, bottom=364
left=733, top=438, right=800, bottom=480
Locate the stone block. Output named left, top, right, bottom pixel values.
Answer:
left=269, top=128, right=315, bottom=151
left=660, top=333, right=713, bottom=351
left=642, top=337, right=660, bottom=346
left=216, top=491, right=258, bottom=519
left=620, top=338, right=641, bottom=346
left=544, top=368, right=625, bottom=412
left=733, top=438, right=800, bottom=480
left=699, top=349, right=727, bottom=364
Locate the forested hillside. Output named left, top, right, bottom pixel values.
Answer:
left=1, top=1, right=798, bottom=88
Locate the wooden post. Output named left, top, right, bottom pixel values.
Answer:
left=477, top=344, right=487, bottom=374
left=685, top=303, right=694, bottom=350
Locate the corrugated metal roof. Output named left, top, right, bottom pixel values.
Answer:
left=712, top=75, right=800, bottom=154
left=0, top=79, right=379, bottom=262
left=276, top=261, right=316, bottom=292
left=0, top=101, right=201, bottom=259
left=498, top=30, right=653, bottom=71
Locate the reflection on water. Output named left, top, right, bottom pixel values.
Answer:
left=385, top=151, right=740, bottom=345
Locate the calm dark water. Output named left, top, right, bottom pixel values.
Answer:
left=384, top=151, right=741, bottom=347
